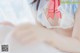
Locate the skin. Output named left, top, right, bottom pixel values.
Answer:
left=12, top=4, right=80, bottom=53
left=0, top=21, right=15, bottom=27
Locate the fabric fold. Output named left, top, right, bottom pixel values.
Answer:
left=48, top=0, right=61, bottom=19
left=58, top=0, right=78, bottom=29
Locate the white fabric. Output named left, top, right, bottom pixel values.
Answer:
left=37, top=2, right=53, bottom=28
left=0, top=0, right=36, bottom=25
left=37, top=0, right=78, bottom=29
left=58, top=5, right=74, bottom=29
left=58, top=0, right=78, bottom=29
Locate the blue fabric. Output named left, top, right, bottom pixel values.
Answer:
left=60, top=0, right=78, bottom=14
left=70, top=0, right=78, bottom=14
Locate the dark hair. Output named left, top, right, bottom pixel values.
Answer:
left=31, top=0, right=40, bottom=10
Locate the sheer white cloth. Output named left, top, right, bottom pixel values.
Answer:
left=37, top=0, right=78, bottom=29
left=0, top=0, right=36, bottom=25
